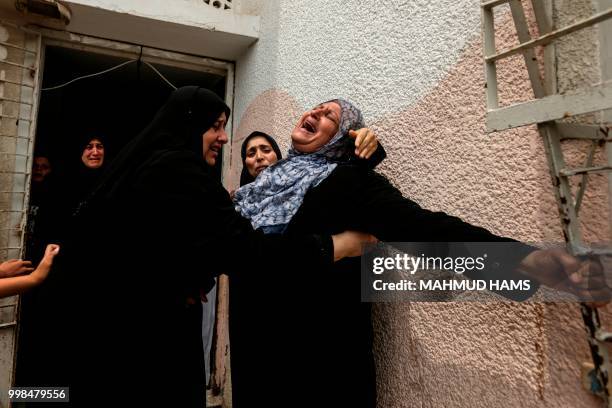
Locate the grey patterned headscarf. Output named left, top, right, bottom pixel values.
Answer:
left=234, top=99, right=365, bottom=232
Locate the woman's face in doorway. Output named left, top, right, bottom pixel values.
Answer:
left=245, top=136, right=278, bottom=178
left=202, top=111, right=228, bottom=166
left=81, top=138, right=105, bottom=169
left=291, top=102, right=341, bottom=153
left=32, top=156, right=52, bottom=183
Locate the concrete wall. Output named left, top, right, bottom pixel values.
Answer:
left=0, top=0, right=260, bottom=60
left=232, top=0, right=610, bottom=406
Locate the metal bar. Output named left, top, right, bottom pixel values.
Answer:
left=0, top=137, right=32, bottom=143
left=482, top=6, right=499, bottom=110
left=0, top=321, right=16, bottom=329
left=0, top=40, right=37, bottom=54
left=486, top=8, right=612, bottom=62
left=0, top=78, right=34, bottom=88
left=540, top=123, right=584, bottom=244
left=531, top=0, right=553, bottom=36
left=530, top=0, right=557, bottom=96
left=486, top=81, right=612, bottom=132
left=0, top=59, right=35, bottom=71
left=0, top=96, right=33, bottom=106
left=575, top=141, right=598, bottom=214
left=210, top=274, right=229, bottom=397
left=581, top=304, right=612, bottom=402
left=0, top=151, right=30, bottom=157
left=540, top=119, right=612, bottom=403
left=0, top=133, right=31, bottom=139
left=559, top=165, right=612, bottom=177
left=508, top=0, right=545, bottom=98
left=595, top=330, right=612, bottom=343
left=18, top=33, right=42, bottom=261
left=0, top=303, right=17, bottom=309
left=573, top=247, right=612, bottom=257
left=558, top=123, right=611, bottom=141
left=221, top=62, right=234, bottom=188
left=0, top=171, right=30, bottom=175
left=140, top=55, right=226, bottom=78
left=481, top=0, right=510, bottom=9
left=0, top=114, right=31, bottom=122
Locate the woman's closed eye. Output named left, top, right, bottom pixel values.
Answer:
left=326, top=111, right=339, bottom=125
left=212, top=119, right=227, bottom=131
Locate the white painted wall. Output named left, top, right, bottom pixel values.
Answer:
left=234, top=0, right=482, bottom=124
left=0, top=0, right=261, bottom=60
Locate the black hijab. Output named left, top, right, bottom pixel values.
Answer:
left=85, top=86, right=230, bottom=207
left=72, top=133, right=108, bottom=196
left=239, top=131, right=283, bottom=186
left=54, top=132, right=110, bottom=220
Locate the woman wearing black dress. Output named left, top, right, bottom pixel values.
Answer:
left=232, top=99, right=606, bottom=407
left=40, top=87, right=372, bottom=407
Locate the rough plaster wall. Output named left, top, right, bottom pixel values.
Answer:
left=555, top=0, right=601, bottom=95
left=234, top=0, right=483, bottom=125
left=232, top=0, right=610, bottom=406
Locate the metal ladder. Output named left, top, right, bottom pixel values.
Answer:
left=481, top=0, right=612, bottom=404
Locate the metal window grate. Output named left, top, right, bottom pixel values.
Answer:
left=0, top=19, right=42, bottom=408
left=481, top=1, right=612, bottom=405
left=0, top=21, right=41, bottom=262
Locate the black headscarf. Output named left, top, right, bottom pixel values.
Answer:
left=85, top=86, right=230, bottom=207
left=239, top=131, right=283, bottom=186
left=53, top=132, right=110, bottom=223
left=71, top=133, right=108, bottom=200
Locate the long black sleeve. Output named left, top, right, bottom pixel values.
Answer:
left=349, top=168, right=537, bottom=299
left=127, top=149, right=333, bottom=285
left=351, top=169, right=509, bottom=242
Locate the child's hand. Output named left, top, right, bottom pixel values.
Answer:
left=31, top=244, right=60, bottom=284
left=43, top=244, right=60, bottom=260
left=0, top=259, right=34, bottom=278
left=0, top=244, right=60, bottom=298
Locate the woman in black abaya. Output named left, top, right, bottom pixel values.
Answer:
left=51, top=86, right=371, bottom=407
left=61, top=133, right=108, bottom=218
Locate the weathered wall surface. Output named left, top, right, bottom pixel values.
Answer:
left=232, top=0, right=610, bottom=406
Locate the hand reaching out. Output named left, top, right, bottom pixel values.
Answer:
left=349, top=128, right=378, bottom=159
left=0, top=259, right=34, bottom=278
left=332, top=230, right=378, bottom=261
left=0, top=244, right=60, bottom=298
left=518, top=248, right=610, bottom=307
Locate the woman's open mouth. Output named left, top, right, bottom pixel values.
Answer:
left=301, top=118, right=316, bottom=134
left=209, top=145, right=221, bottom=156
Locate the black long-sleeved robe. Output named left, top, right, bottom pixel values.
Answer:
left=229, top=164, right=535, bottom=407
left=30, top=149, right=333, bottom=407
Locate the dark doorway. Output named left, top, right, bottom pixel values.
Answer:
left=35, top=45, right=227, bottom=177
